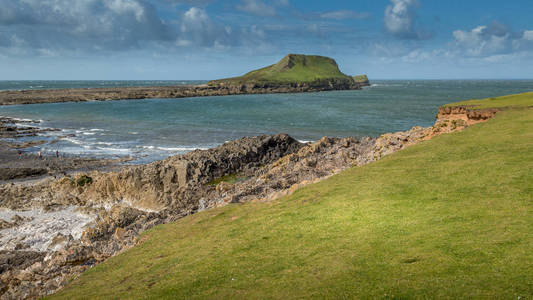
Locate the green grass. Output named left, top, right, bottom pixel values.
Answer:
left=51, top=94, right=533, bottom=299
left=209, top=54, right=353, bottom=85
left=445, top=91, right=533, bottom=109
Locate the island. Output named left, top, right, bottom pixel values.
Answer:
left=0, top=54, right=369, bottom=105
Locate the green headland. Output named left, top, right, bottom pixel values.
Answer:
left=51, top=93, right=533, bottom=299
left=209, top=54, right=361, bottom=86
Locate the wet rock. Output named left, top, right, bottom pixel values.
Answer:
left=0, top=251, right=45, bottom=274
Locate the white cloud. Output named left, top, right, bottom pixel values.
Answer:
left=0, top=1, right=275, bottom=56
left=384, top=0, right=429, bottom=40
left=522, top=30, right=533, bottom=41
left=236, top=0, right=276, bottom=17
left=320, top=10, right=370, bottom=20
left=178, top=7, right=230, bottom=48
left=0, top=0, right=172, bottom=53
left=452, top=22, right=533, bottom=57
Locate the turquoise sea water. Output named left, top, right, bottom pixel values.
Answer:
left=0, top=80, right=205, bottom=91
left=1, top=80, right=532, bottom=163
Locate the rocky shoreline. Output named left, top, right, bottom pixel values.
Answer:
left=0, top=106, right=498, bottom=299
left=0, top=117, right=127, bottom=183
left=0, top=80, right=364, bottom=106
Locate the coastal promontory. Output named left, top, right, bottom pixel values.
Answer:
left=0, top=54, right=368, bottom=106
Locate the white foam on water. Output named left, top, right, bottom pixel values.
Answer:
left=157, top=146, right=208, bottom=151
left=0, top=207, right=95, bottom=252
left=95, top=141, right=113, bottom=146
left=61, top=137, right=85, bottom=145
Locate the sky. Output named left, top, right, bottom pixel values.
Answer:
left=1, top=0, right=533, bottom=80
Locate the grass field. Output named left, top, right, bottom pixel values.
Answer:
left=445, top=91, right=533, bottom=109
left=51, top=94, right=533, bottom=299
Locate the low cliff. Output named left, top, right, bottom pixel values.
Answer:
left=353, top=75, right=370, bottom=87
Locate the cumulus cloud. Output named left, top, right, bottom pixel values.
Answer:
left=320, top=10, right=370, bottom=20
left=0, top=0, right=173, bottom=54
left=523, top=30, right=533, bottom=41
left=0, top=0, right=275, bottom=56
left=384, top=0, right=430, bottom=40
left=453, top=22, right=533, bottom=57
left=178, top=7, right=218, bottom=47
left=236, top=0, right=276, bottom=17
left=177, top=7, right=271, bottom=51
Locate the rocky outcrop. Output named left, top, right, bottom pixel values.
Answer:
left=352, top=75, right=370, bottom=87
left=437, top=106, right=499, bottom=123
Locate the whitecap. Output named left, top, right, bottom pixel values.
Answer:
left=157, top=146, right=208, bottom=151
left=61, top=137, right=85, bottom=145
left=95, top=147, right=131, bottom=153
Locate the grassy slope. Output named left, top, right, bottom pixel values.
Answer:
left=445, top=91, right=533, bottom=109
left=52, top=94, right=533, bottom=299
left=210, top=54, right=353, bottom=85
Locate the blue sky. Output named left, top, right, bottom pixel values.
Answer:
left=1, top=0, right=533, bottom=80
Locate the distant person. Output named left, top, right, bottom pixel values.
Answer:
left=56, top=150, right=59, bottom=158
left=38, top=151, right=42, bottom=159
left=18, top=150, right=22, bottom=159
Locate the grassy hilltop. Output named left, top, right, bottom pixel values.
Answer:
left=208, top=54, right=355, bottom=86
left=51, top=93, right=533, bottom=299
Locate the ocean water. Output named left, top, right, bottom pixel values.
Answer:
left=1, top=80, right=532, bottom=163
left=0, top=80, right=206, bottom=91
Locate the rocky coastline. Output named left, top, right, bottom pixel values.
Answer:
left=0, top=117, right=127, bottom=183
left=0, top=106, right=498, bottom=299
left=0, top=80, right=363, bottom=106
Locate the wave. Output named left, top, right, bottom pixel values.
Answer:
left=157, top=146, right=208, bottom=151
left=61, top=137, right=85, bottom=145
left=95, top=147, right=131, bottom=153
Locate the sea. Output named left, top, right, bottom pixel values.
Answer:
left=1, top=80, right=532, bottom=164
